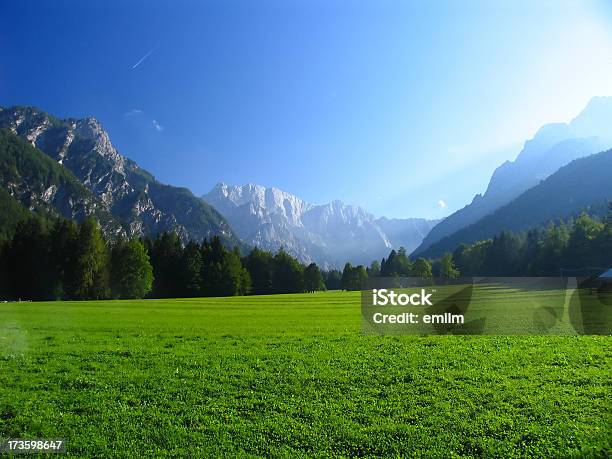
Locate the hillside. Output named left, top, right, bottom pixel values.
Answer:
left=0, top=187, right=35, bottom=241
left=0, top=106, right=240, bottom=245
left=419, top=149, right=612, bottom=258
left=414, top=96, right=612, bottom=255
left=0, top=129, right=124, bottom=235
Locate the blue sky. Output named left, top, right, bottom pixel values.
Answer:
left=1, top=0, right=611, bottom=219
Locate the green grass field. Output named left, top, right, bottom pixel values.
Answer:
left=0, top=290, right=610, bottom=457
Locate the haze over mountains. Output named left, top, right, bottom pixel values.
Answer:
left=413, top=96, right=612, bottom=257
left=203, top=183, right=438, bottom=268
left=419, top=149, right=612, bottom=258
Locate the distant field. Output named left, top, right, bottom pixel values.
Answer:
left=0, top=290, right=610, bottom=457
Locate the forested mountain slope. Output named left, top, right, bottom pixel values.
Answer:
left=0, top=129, right=123, bottom=235
left=0, top=106, right=240, bottom=245
left=419, top=149, right=612, bottom=258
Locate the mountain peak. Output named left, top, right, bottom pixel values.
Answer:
left=203, top=182, right=312, bottom=224
left=569, top=96, right=612, bottom=139
left=0, top=106, right=241, bottom=245
left=202, top=182, right=436, bottom=267
left=580, top=95, right=612, bottom=111
left=413, top=95, right=612, bottom=256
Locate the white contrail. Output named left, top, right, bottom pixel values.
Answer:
left=131, top=46, right=158, bottom=70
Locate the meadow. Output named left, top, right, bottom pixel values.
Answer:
left=0, top=289, right=610, bottom=457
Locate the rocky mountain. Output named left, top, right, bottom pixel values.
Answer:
left=0, top=129, right=124, bottom=235
left=0, top=106, right=240, bottom=245
left=202, top=183, right=438, bottom=268
left=413, top=96, right=612, bottom=256
left=418, top=149, right=612, bottom=258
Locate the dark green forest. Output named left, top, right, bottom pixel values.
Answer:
left=0, top=205, right=609, bottom=300
left=0, top=213, right=329, bottom=301
left=451, top=211, right=611, bottom=277
left=368, top=207, right=611, bottom=283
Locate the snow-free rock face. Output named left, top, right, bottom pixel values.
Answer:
left=413, top=96, right=612, bottom=256
left=0, top=128, right=125, bottom=235
left=203, top=183, right=438, bottom=268
left=0, top=106, right=239, bottom=244
left=207, top=183, right=313, bottom=226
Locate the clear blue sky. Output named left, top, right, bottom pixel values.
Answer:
left=1, top=0, right=611, bottom=219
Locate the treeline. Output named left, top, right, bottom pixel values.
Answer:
left=1, top=208, right=609, bottom=300
left=451, top=211, right=611, bottom=276
left=362, top=208, right=611, bottom=285
left=0, top=215, right=328, bottom=301
left=144, top=234, right=325, bottom=298
left=336, top=249, right=452, bottom=291
left=0, top=217, right=153, bottom=301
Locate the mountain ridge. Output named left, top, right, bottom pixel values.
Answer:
left=203, top=182, right=438, bottom=268
left=413, top=96, right=612, bottom=256
left=418, top=149, right=612, bottom=258
left=0, top=106, right=241, bottom=246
